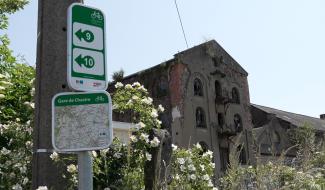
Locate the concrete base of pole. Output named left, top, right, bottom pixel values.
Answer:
left=78, top=151, right=93, bottom=190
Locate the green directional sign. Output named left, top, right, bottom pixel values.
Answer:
left=52, top=92, right=113, bottom=151
left=67, top=3, right=107, bottom=91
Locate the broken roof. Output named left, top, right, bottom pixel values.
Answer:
left=252, top=104, right=325, bottom=131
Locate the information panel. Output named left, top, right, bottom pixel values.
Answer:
left=52, top=92, right=112, bottom=151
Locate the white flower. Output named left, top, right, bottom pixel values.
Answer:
left=140, top=133, right=149, bottom=143
left=177, top=158, right=185, bottom=165
left=203, top=174, right=210, bottom=181
left=190, top=174, right=196, bottom=180
left=213, top=188, right=218, bottom=190
left=12, top=184, right=22, bottom=190
left=180, top=165, right=186, bottom=171
left=188, top=164, right=196, bottom=171
left=100, top=148, right=109, bottom=156
left=138, top=85, right=147, bottom=92
left=141, top=97, right=152, bottom=105
left=132, top=82, right=141, bottom=87
left=126, top=99, right=133, bottom=105
left=20, top=166, right=27, bottom=174
left=0, top=86, right=5, bottom=90
left=172, top=144, right=178, bottom=151
left=92, top=151, right=97, bottom=158
left=150, top=137, right=160, bottom=147
left=136, top=122, right=146, bottom=129
left=125, top=84, right=132, bottom=89
left=67, top=164, right=77, bottom=173
left=207, top=180, right=214, bottom=187
left=50, top=151, right=59, bottom=161
left=130, top=135, right=138, bottom=142
left=30, top=88, right=35, bottom=96
left=36, top=186, right=48, bottom=190
left=104, top=188, right=110, bottom=190
left=200, top=164, right=205, bottom=171
left=0, top=94, right=5, bottom=99
left=194, top=143, right=202, bottom=150
left=151, top=109, right=158, bottom=118
left=25, top=141, right=33, bottom=148
left=0, top=74, right=5, bottom=78
left=22, top=177, right=29, bottom=185
left=145, top=152, right=152, bottom=161
left=210, top=163, right=215, bottom=169
left=175, top=174, right=180, bottom=180
left=113, top=152, right=122, bottom=158
left=1, top=147, right=10, bottom=155
left=156, top=119, right=162, bottom=125
left=30, top=103, right=35, bottom=109
left=132, top=95, right=139, bottom=100
left=158, top=104, right=165, bottom=112
left=203, top=150, right=213, bottom=158
left=114, top=82, right=123, bottom=88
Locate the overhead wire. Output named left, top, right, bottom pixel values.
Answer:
left=174, top=0, right=189, bottom=48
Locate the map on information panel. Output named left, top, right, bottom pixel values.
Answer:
left=52, top=92, right=112, bottom=152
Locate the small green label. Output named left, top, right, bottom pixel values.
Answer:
left=55, top=93, right=109, bottom=106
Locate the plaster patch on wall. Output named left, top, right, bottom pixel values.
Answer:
left=172, top=106, right=181, bottom=121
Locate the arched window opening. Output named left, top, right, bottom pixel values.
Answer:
left=154, top=76, right=168, bottom=98
left=231, top=87, right=240, bottom=104
left=215, top=81, right=222, bottom=98
left=237, top=145, right=247, bottom=164
left=194, top=78, right=203, bottom=96
left=272, top=131, right=281, bottom=150
left=218, top=113, right=225, bottom=127
left=234, top=114, right=243, bottom=132
left=199, top=141, right=209, bottom=152
left=196, top=107, right=206, bottom=128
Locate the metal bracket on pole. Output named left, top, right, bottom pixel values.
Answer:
left=78, top=151, right=93, bottom=190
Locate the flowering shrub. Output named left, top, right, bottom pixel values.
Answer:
left=169, top=143, right=217, bottom=190
left=0, top=63, right=34, bottom=190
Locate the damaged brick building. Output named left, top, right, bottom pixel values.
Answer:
left=109, top=40, right=255, bottom=177
left=109, top=40, right=325, bottom=177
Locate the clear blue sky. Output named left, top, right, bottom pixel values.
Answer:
left=7, top=0, right=325, bottom=118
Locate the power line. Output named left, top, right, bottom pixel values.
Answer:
left=174, top=0, right=189, bottom=48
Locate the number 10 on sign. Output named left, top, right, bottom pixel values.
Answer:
left=67, top=3, right=108, bottom=91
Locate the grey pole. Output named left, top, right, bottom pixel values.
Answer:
left=33, top=0, right=83, bottom=189
left=78, top=151, right=93, bottom=190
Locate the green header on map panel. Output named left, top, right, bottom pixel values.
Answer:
left=54, top=93, right=109, bottom=106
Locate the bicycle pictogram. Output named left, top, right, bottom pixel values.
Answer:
left=91, top=11, right=103, bottom=21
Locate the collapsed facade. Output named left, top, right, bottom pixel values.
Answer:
left=251, top=104, right=325, bottom=162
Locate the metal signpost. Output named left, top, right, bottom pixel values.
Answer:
left=49, top=3, right=111, bottom=189
left=67, top=3, right=107, bottom=91
left=52, top=92, right=112, bottom=189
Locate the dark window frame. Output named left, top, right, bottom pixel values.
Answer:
left=196, top=107, right=206, bottom=128
left=234, top=114, right=243, bottom=132
left=231, top=87, right=240, bottom=104
left=194, top=78, right=203, bottom=96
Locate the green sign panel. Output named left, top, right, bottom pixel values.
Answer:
left=67, top=3, right=107, bottom=91
left=52, top=92, right=112, bottom=152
